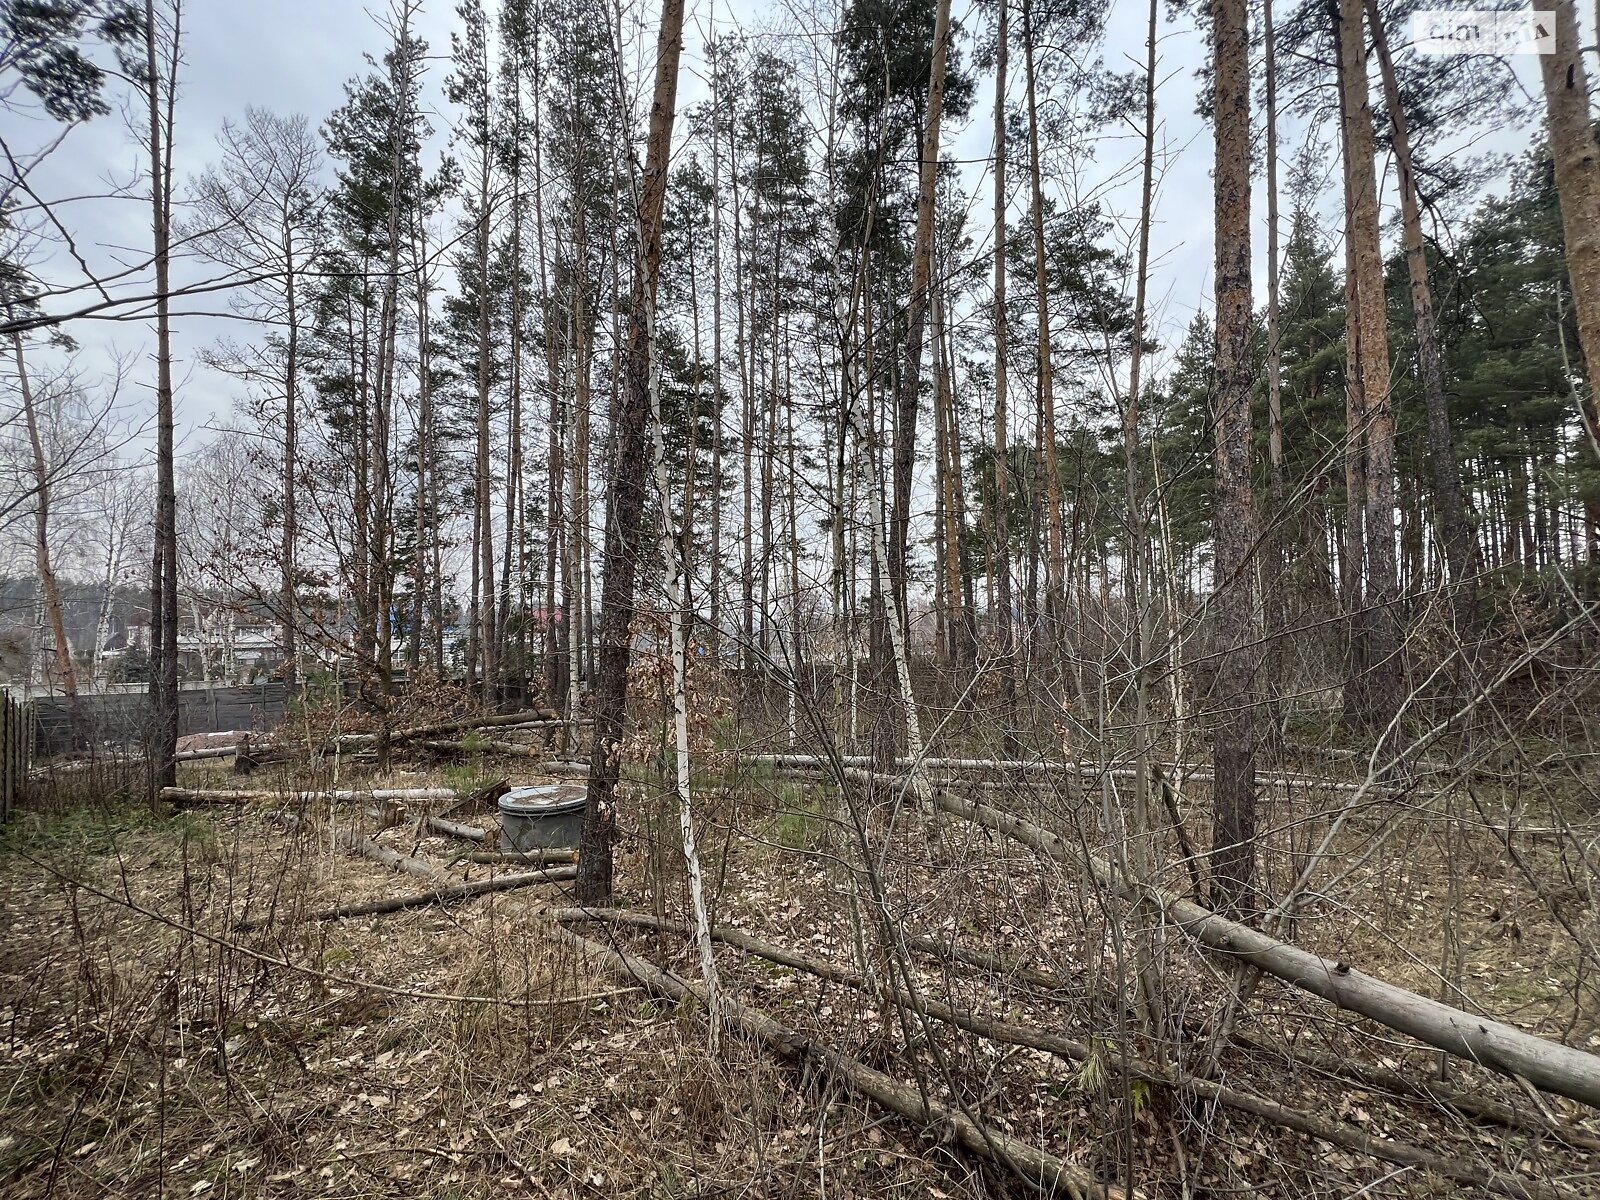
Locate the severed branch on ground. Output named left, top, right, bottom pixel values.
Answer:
left=453, top=848, right=578, bottom=867
left=237, top=867, right=577, bottom=930
left=550, top=920, right=1128, bottom=1200
left=927, top=783, right=1600, bottom=1110
left=551, top=906, right=1575, bottom=1199
left=269, top=809, right=440, bottom=881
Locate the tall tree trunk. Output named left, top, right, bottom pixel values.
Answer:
left=709, top=64, right=726, bottom=661
left=281, top=230, right=300, bottom=689
left=837, top=232, right=932, bottom=804
left=1334, top=6, right=1367, bottom=729
left=571, top=206, right=592, bottom=722
left=890, top=0, right=953, bottom=627
left=1122, top=0, right=1158, bottom=870
left=638, top=129, right=722, bottom=1052
left=932, top=272, right=969, bottom=665
left=992, top=0, right=1016, bottom=748
left=732, top=111, right=754, bottom=681
left=784, top=339, right=802, bottom=742
left=576, top=0, right=688, bottom=906
left=1367, top=0, right=1478, bottom=633
left=761, top=231, right=778, bottom=661
left=1539, top=0, right=1600, bottom=563
left=1338, top=0, right=1401, bottom=733
left=1022, top=0, right=1064, bottom=621
left=409, top=202, right=432, bottom=677
left=370, top=19, right=411, bottom=756
left=530, top=13, right=564, bottom=706
left=1262, top=0, right=1285, bottom=740
left=145, top=0, right=180, bottom=795
left=501, top=161, right=525, bottom=698
left=1208, top=0, right=1259, bottom=912
left=476, top=136, right=497, bottom=701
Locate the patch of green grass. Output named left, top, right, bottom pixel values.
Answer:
left=0, top=798, right=175, bottom=859
left=773, top=786, right=825, bottom=851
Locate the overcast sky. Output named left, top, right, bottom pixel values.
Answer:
left=7, top=0, right=1553, bottom=465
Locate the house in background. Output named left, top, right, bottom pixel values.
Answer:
left=107, top=597, right=287, bottom=685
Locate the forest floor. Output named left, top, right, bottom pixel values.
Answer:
left=3, top=744, right=1600, bottom=1198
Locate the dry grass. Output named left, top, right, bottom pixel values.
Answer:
left=4, top=743, right=1600, bottom=1199
left=0, top=758, right=1004, bottom=1199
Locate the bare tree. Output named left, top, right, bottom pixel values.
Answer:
left=8, top=332, right=82, bottom=716
left=188, top=107, right=325, bottom=688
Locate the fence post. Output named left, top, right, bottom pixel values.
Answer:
left=1, top=692, right=29, bottom=822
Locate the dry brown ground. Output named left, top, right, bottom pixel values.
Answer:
left=3, top=749, right=1599, bottom=1198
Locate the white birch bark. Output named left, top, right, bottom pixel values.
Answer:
left=643, top=291, right=722, bottom=1051
left=833, top=258, right=931, bottom=809
left=606, top=0, right=719, bottom=1044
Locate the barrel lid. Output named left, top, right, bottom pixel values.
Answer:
left=499, top=784, right=585, bottom=816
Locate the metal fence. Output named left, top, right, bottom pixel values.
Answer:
left=1, top=691, right=31, bottom=821
left=29, top=683, right=294, bottom=757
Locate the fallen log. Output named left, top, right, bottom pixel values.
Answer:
left=757, top=753, right=1373, bottom=797
left=415, top=740, right=589, bottom=773
left=906, top=940, right=1600, bottom=1147
left=550, top=921, right=1126, bottom=1200
left=490, top=719, right=593, bottom=733
left=363, top=802, right=493, bottom=845
left=341, top=709, right=566, bottom=747
left=555, top=907, right=1558, bottom=1200
left=237, top=867, right=576, bottom=930
left=175, top=745, right=252, bottom=762
left=903, top=933, right=1086, bottom=997
left=165, top=786, right=275, bottom=804
left=166, top=786, right=455, bottom=807
left=426, top=816, right=488, bottom=842
left=269, top=810, right=439, bottom=881
left=1231, top=1028, right=1600, bottom=1151
left=930, top=787, right=1600, bottom=1110
left=456, top=848, right=577, bottom=866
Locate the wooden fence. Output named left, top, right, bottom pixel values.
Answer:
left=1, top=691, right=31, bottom=822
